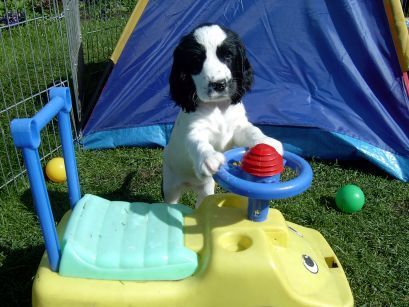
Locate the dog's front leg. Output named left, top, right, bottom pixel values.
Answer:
left=186, top=131, right=225, bottom=180
left=194, top=178, right=215, bottom=208
left=233, top=123, right=283, bottom=155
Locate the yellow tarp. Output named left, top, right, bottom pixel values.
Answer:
left=384, top=0, right=409, bottom=72
left=111, top=0, right=149, bottom=64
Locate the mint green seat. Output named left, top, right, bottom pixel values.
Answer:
left=59, top=194, right=197, bottom=280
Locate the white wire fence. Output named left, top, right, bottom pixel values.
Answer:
left=0, top=0, right=135, bottom=192
left=0, top=0, right=73, bottom=192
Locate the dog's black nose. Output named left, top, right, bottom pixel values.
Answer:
left=209, top=80, right=227, bottom=92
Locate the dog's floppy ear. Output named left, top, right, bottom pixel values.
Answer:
left=230, top=34, right=254, bottom=104
left=241, top=48, right=254, bottom=92
left=169, top=37, right=198, bottom=113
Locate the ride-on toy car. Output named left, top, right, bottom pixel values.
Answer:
left=11, top=88, right=353, bottom=306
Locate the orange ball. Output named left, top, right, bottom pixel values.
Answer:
left=45, top=157, right=67, bottom=183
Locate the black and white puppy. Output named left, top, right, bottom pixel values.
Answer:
left=163, top=24, right=283, bottom=207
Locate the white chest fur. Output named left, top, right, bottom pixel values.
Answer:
left=197, top=106, right=237, bottom=152
left=188, top=103, right=247, bottom=150
left=164, top=103, right=247, bottom=174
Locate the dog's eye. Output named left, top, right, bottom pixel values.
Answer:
left=192, top=55, right=203, bottom=64
left=223, top=55, right=233, bottom=65
left=185, top=52, right=205, bottom=75
left=217, top=46, right=234, bottom=66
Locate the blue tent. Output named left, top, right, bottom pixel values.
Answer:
left=82, top=0, right=409, bottom=181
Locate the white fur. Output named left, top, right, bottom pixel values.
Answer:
left=163, top=25, right=283, bottom=207
left=192, top=25, right=232, bottom=102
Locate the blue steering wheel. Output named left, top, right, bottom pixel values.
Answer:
left=214, top=147, right=313, bottom=221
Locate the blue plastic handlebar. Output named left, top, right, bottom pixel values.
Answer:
left=214, top=147, right=313, bottom=200
left=10, top=87, right=80, bottom=272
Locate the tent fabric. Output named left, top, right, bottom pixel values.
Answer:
left=82, top=0, right=409, bottom=181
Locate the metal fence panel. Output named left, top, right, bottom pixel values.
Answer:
left=0, top=0, right=73, bottom=191
left=0, top=0, right=136, bottom=191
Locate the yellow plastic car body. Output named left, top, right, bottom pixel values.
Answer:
left=33, top=193, right=353, bottom=307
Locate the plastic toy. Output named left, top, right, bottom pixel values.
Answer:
left=335, top=184, right=365, bottom=213
left=45, top=157, right=67, bottom=183
left=215, top=143, right=312, bottom=222
left=11, top=88, right=353, bottom=307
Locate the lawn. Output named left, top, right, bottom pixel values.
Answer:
left=0, top=147, right=408, bottom=306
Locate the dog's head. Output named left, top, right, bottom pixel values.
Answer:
left=170, top=24, right=253, bottom=112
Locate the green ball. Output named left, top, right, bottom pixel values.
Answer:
left=335, top=184, right=365, bottom=213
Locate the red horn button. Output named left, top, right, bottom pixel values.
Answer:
left=241, top=143, right=284, bottom=177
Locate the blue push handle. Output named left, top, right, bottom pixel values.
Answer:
left=10, top=87, right=80, bottom=272
left=214, top=147, right=313, bottom=201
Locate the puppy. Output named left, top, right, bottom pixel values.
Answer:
left=163, top=24, right=283, bottom=207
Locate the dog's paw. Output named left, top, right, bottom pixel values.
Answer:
left=255, top=138, right=284, bottom=155
left=195, top=151, right=225, bottom=178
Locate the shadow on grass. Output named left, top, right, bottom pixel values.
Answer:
left=19, top=187, right=71, bottom=223
left=319, top=195, right=338, bottom=211
left=95, top=171, right=159, bottom=204
left=0, top=244, right=43, bottom=307
left=19, top=171, right=160, bottom=221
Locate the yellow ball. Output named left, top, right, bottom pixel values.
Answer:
left=45, top=157, right=67, bottom=183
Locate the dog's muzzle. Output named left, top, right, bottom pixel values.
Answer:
left=209, top=80, right=227, bottom=93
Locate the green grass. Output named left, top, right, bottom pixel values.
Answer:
left=0, top=13, right=130, bottom=189
left=0, top=147, right=408, bottom=306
